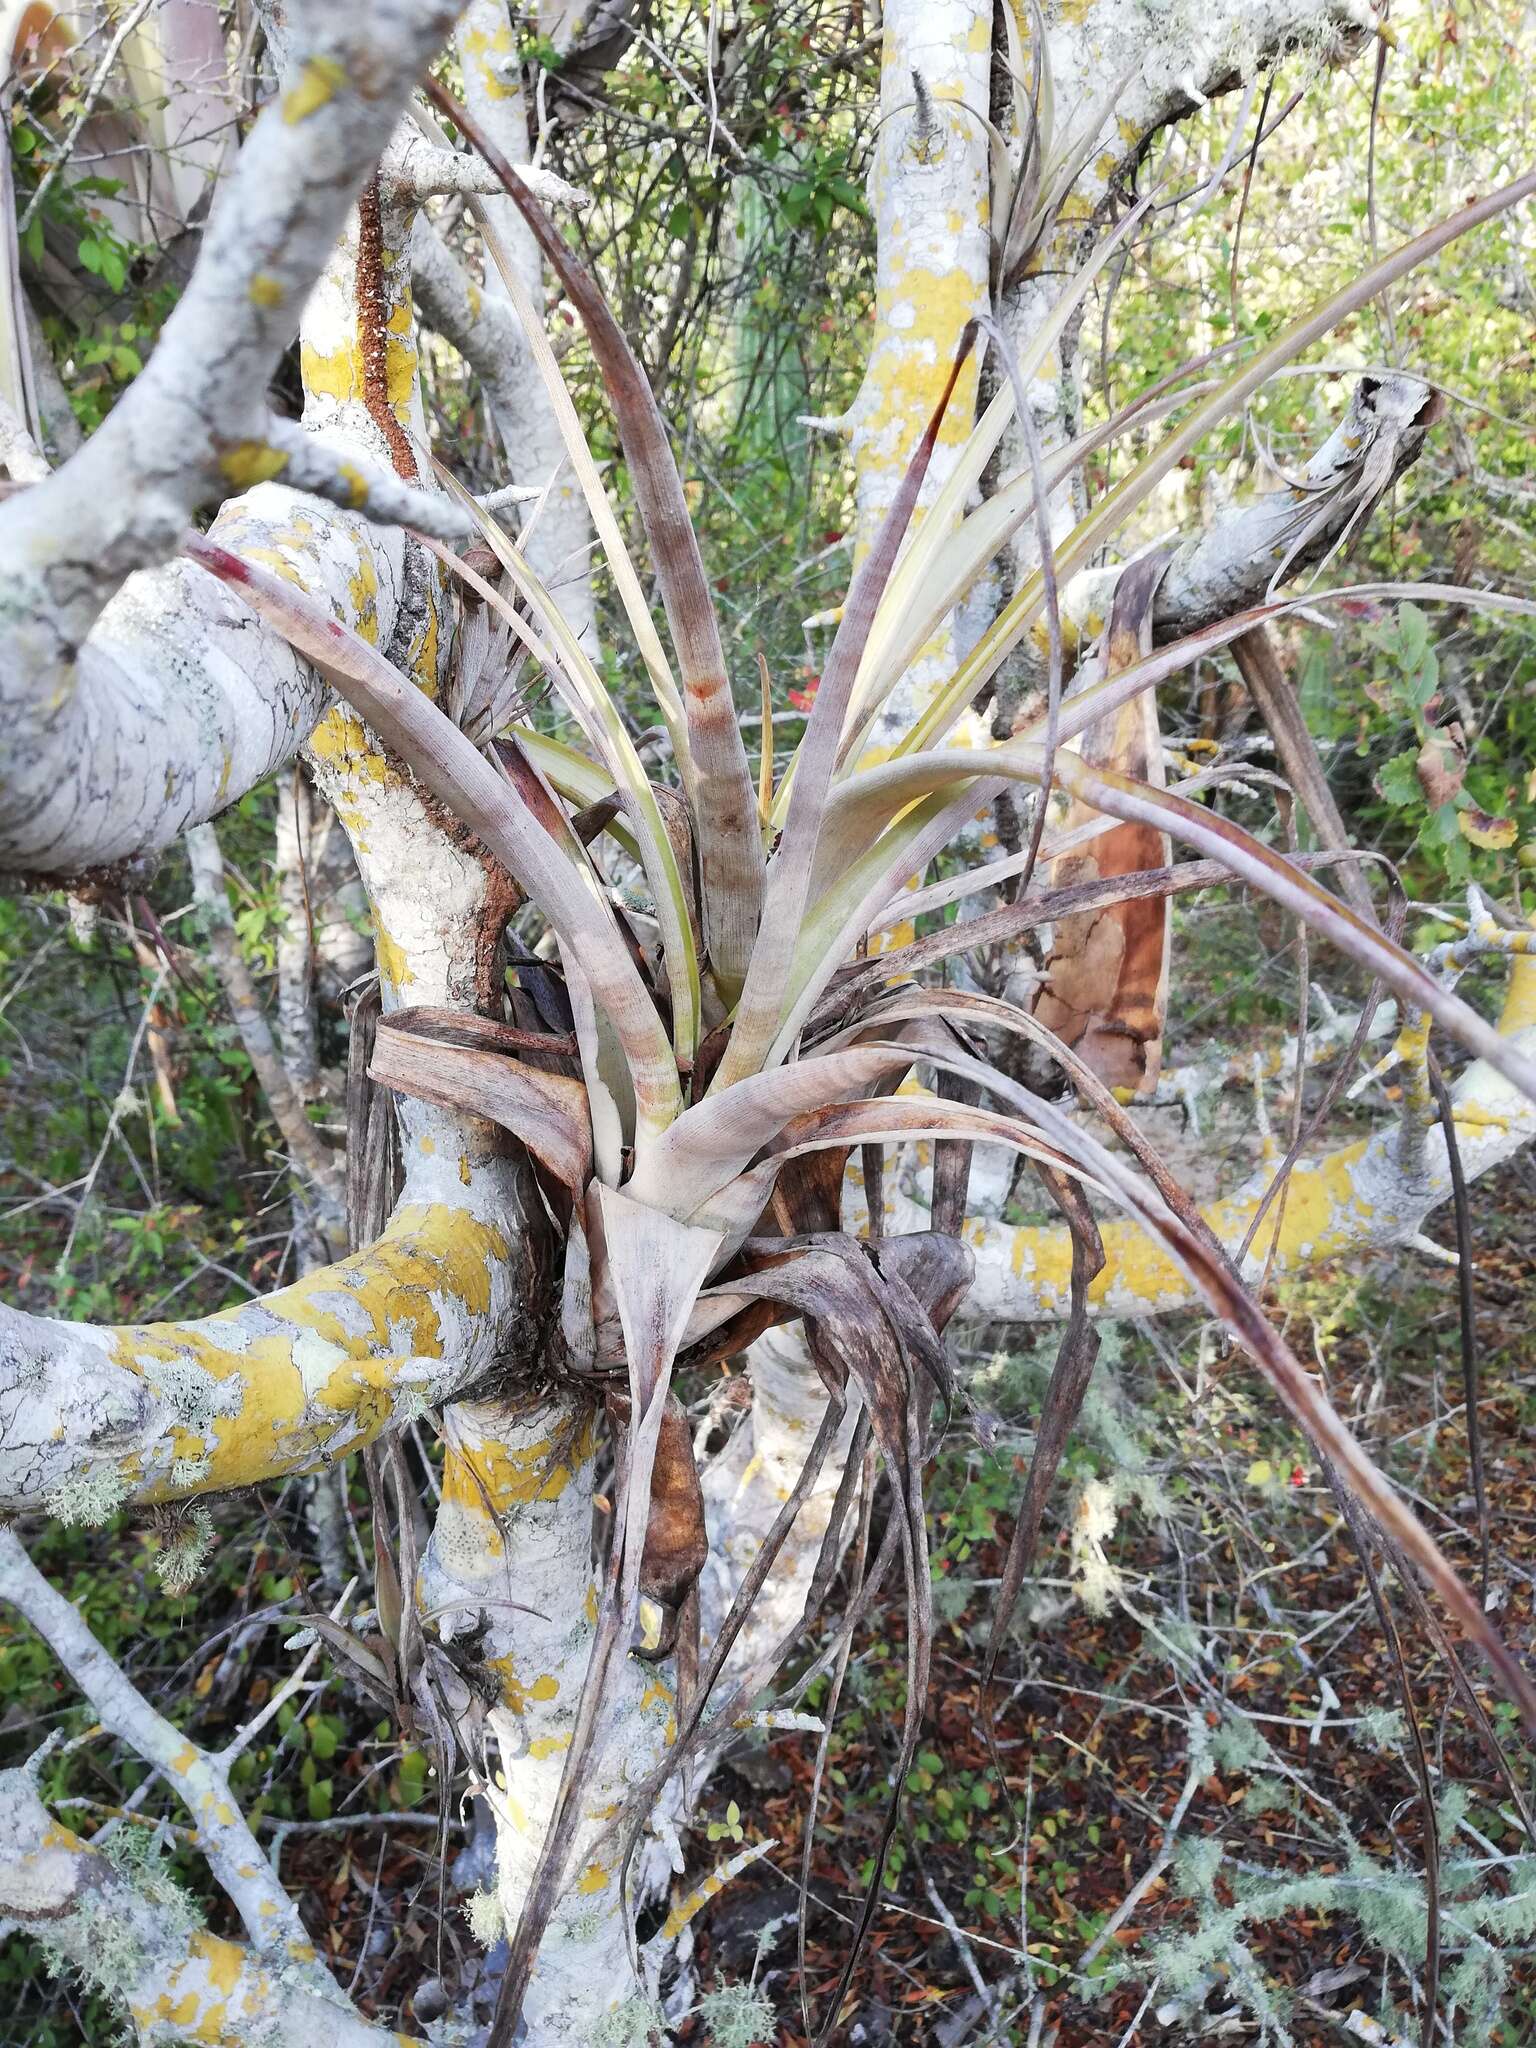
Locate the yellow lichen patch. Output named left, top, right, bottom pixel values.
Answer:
left=132, top=1989, right=201, bottom=2032
left=992, top=1136, right=1379, bottom=1314
left=409, top=591, right=442, bottom=700
left=661, top=1860, right=736, bottom=1941
left=862, top=268, right=982, bottom=460
left=115, top=1204, right=506, bottom=1498
left=639, top=1676, right=674, bottom=1718
left=486, top=1653, right=561, bottom=1715
left=307, top=705, right=387, bottom=783
left=191, top=1932, right=244, bottom=1997
left=1499, top=947, right=1536, bottom=1034
left=447, top=1407, right=601, bottom=1524
left=374, top=926, right=415, bottom=992
left=218, top=442, right=288, bottom=491
left=282, top=54, right=346, bottom=124
left=249, top=273, right=285, bottom=309
left=528, top=1732, right=570, bottom=1760
left=347, top=548, right=381, bottom=647
left=461, top=18, right=516, bottom=97
left=234, top=544, right=305, bottom=589
left=576, top=1861, right=611, bottom=1895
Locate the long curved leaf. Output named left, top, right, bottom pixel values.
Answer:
left=895, top=170, right=1536, bottom=763
left=425, top=500, right=702, bottom=1061
left=189, top=536, right=683, bottom=1143
left=713, top=337, right=974, bottom=1092
left=425, top=78, right=765, bottom=1001
left=370, top=1015, right=591, bottom=1197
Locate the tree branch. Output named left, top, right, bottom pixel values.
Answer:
left=0, top=1163, right=525, bottom=1516
left=0, top=1527, right=319, bottom=1964
left=187, top=821, right=349, bottom=1251
left=1017, top=373, right=1441, bottom=683
left=0, top=1755, right=413, bottom=2046
left=0, top=0, right=466, bottom=884
left=893, top=933, right=1536, bottom=1320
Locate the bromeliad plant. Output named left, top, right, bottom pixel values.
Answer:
left=190, top=97, right=1536, bottom=2036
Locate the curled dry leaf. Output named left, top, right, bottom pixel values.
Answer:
left=1416, top=724, right=1467, bottom=807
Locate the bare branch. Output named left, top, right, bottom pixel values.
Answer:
left=0, top=1526, right=317, bottom=1962
left=0, top=1753, right=411, bottom=2045
left=186, top=821, right=348, bottom=1252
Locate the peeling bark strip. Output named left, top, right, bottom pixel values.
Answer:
left=1035, top=554, right=1171, bottom=1094
left=357, top=179, right=421, bottom=483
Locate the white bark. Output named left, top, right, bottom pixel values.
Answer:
left=0, top=0, right=462, bottom=881
left=699, top=1322, right=860, bottom=1668
left=849, top=0, right=992, bottom=752
left=0, top=1123, right=525, bottom=1515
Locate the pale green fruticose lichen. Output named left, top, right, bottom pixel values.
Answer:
left=46, top=1463, right=130, bottom=1528
left=462, top=1887, right=505, bottom=1948
left=153, top=1507, right=216, bottom=1597
left=593, top=1995, right=667, bottom=2046
left=696, top=1981, right=777, bottom=2048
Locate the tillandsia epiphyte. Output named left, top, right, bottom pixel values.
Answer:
left=183, top=84, right=1536, bottom=2040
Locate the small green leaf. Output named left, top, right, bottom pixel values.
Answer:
left=1376, top=752, right=1422, bottom=808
